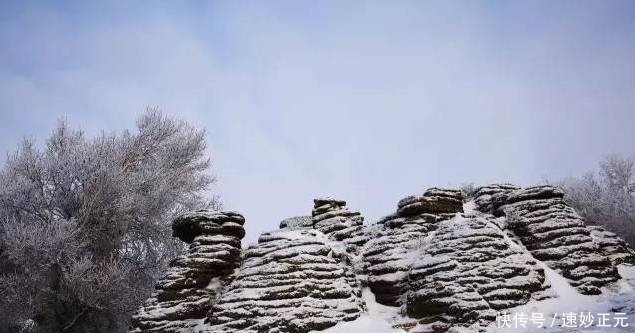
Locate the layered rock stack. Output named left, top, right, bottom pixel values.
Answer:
left=473, top=183, right=519, bottom=213
left=129, top=211, right=245, bottom=333
left=405, top=213, right=549, bottom=328
left=397, top=188, right=464, bottom=217
left=494, top=186, right=621, bottom=295
left=204, top=229, right=364, bottom=333
left=363, top=188, right=464, bottom=306
left=363, top=187, right=550, bottom=328
left=311, top=197, right=368, bottom=253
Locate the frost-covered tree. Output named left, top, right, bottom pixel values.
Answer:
left=0, top=110, right=219, bottom=333
left=559, top=154, right=635, bottom=247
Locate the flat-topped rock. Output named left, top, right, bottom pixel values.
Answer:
left=474, top=183, right=520, bottom=196
left=397, top=187, right=464, bottom=217
left=314, top=197, right=347, bottom=208
left=504, top=185, right=565, bottom=204
left=423, top=187, right=463, bottom=200
left=172, top=210, right=245, bottom=243
left=279, top=215, right=313, bottom=229
left=473, top=183, right=520, bottom=213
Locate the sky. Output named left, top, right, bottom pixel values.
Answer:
left=1, top=1, right=635, bottom=243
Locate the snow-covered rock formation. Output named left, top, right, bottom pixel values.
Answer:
left=473, top=183, right=520, bottom=213
left=204, top=229, right=364, bottom=333
left=311, top=197, right=369, bottom=254
left=362, top=188, right=464, bottom=306
left=588, top=225, right=635, bottom=265
left=129, top=211, right=245, bottom=333
left=492, top=186, right=628, bottom=295
left=131, top=185, right=635, bottom=333
left=404, top=212, right=550, bottom=329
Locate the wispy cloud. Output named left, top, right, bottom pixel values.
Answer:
left=1, top=1, right=634, bottom=242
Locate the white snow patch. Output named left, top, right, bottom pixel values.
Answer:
left=462, top=200, right=477, bottom=213
left=313, top=314, right=402, bottom=333
left=487, top=248, right=635, bottom=332
left=313, top=288, right=403, bottom=333
left=361, top=287, right=401, bottom=319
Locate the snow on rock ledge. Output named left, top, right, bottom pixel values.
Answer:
left=397, top=188, right=464, bottom=216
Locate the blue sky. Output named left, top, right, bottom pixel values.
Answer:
left=1, top=1, right=635, bottom=243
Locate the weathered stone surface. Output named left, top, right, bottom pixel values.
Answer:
left=495, top=186, right=621, bottom=295
left=588, top=225, right=635, bottom=265
left=501, top=185, right=565, bottom=206
left=362, top=212, right=439, bottom=306
left=172, top=210, right=245, bottom=242
left=362, top=188, right=552, bottom=331
left=363, top=188, right=462, bottom=306
left=473, top=183, right=519, bottom=213
left=405, top=213, right=549, bottom=325
left=279, top=216, right=313, bottom=229
left=311, top=197, right=368, bottom=254
left=397, top=188, right=463, bottom=216
left=129, top=211, right=245, bottom=333
left=204, top=229, right=364, bottom=333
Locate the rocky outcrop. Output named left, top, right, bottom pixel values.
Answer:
left=493, top=185, right=621, bottom=295
left=362, top=187, right=549, bottom=328
left=279, top=216, right=313, bottom=229
left=362, top=213, right=437, bottom=306
left=363, top=188, right=463, bottom=306
left=129, top=211, right=245, bottom=333
left=311, top=197, right=368, bottom=254
left=204, top=229, right=364, bottom=333
left=405, top=213, right=549, bottom=327
left=397, top=188, right=463, bottom=217
left=131, top=184, right=635, bottom=333
left=588, top=225, right=635, bottom=265
left=473, top=183, right=519, bottom=213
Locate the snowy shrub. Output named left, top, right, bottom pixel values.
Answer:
left=559, top=154, right=635, bottom=247
left=0, top=110, right=219, bottom=333
left=460, top=182, right=477, bottom=200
